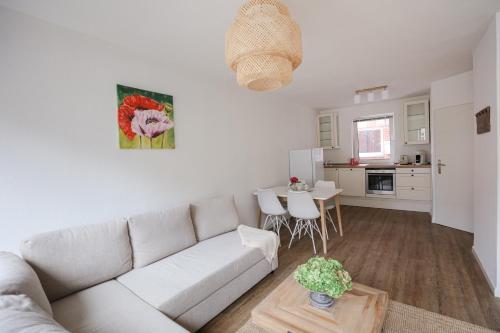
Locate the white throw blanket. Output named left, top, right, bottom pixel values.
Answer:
left=237, top=225, right=278, bottom=264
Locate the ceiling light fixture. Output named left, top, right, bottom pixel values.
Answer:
left=354, top=94, right=361, bottom=104
left=225, top=0, right=303, bottom=92
left=367, top=92, right=375, bottom=102
left=354, top=85, right=389, bottom=104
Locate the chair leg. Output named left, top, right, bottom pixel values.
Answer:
left=309, top=221, right=317, bottom=254
left=327, top=209, right=338, bottom=233
left=288, top=219, right=302, bottom=249
left=281, top=215, right=292, bottom=235
left=261, top=215, right=267, bottom=230
left=263, top=215, right=284, bottom=246
left=274, top=216, right=282, bottom=247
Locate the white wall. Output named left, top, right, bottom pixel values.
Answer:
left=0, top=8, right=316, bottom=253
left=472, top=13, right=499, bottom=296
left=497, top=11, right=500, bottom=299
left=430, top=72, right=473, bottom=110
left=322, top=97, right=431, bottom=164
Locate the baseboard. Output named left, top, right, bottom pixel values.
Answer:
left=472, top=246, right=498, bottom=297
left=339, top=196, right=432, bottom=213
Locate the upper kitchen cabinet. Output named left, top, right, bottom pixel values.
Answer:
left=317, top=112, right=339, bottom=149
left=403, top=99, right=430, bottom=145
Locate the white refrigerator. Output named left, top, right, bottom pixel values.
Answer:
left=289, top=149, right=324, bottom=186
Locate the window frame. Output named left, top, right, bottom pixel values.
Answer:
left=353, top=114, right=395, bottom=163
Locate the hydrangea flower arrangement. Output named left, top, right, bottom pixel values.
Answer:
left=294, top=257, right=352, bottom=299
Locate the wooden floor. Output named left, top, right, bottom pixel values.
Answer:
left=200, top=206, right=500, bottom=332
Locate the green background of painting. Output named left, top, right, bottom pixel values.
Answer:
left=117, top=84, right=175, bottom=149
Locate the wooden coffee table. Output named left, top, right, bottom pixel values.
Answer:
left=251, top=273, right=389, bottom=333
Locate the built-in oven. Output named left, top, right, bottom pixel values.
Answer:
left=365, top=169, right=396, bottom=195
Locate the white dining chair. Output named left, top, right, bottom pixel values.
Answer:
left=257, top=189, right=292, bottom=244
left=315, top=180, right=338, bottom=239
left=287, top=191, right=322, bottom=254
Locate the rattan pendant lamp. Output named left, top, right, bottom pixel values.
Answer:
left=225, top=0, right=303, bottom=92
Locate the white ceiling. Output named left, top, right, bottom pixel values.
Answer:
left=2, top=0, right=500, bottom=109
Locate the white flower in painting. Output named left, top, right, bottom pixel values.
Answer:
left=131, top=109, right=174, bottom=138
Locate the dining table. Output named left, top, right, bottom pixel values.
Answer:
left=255, top=186, right=344, bottom=255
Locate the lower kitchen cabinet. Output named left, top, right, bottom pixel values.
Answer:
left=338, top=168, right=366, bottom=197
left=324, top=166, right=432, bottom=201
left=324, top=168, right=339, bottom=185
left=396, top=187, right=431, bottom=201
left=396, top=168, right=431, bottom=201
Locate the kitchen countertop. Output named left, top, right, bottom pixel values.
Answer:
left=324, top=163, right=431, bottom=169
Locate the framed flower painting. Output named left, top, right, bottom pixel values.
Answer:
left=117, top=84, right=175, bottom=149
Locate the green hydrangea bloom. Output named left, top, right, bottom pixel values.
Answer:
left=294, top=257, right=352, bottom=298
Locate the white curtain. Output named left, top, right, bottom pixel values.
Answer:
left=353, top=121, right=360, bottom=160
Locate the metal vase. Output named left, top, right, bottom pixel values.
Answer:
left=309, top=292, right=334, bottom=309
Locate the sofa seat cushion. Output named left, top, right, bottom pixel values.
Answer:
left=51, top=280, right=188, bottom=333
left=117, top=231, right=265, bottom=319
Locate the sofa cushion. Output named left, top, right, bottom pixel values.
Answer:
left=51, top=280, right=188, bottom=333
left=128, top=205, right=197, bottom=268
left=0, top=294, right=69, bottom=333
left=0, top=252, right=52, bottom=316
left=20, top=220, right=132, bottom=301
left=117, top=231, right=265, bottom=319
left=190, top=195, right=240, bottom=241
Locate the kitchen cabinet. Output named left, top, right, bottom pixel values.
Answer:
left=317, top=112, right=339, bottom=149
left=396, top=168, right=431, bottom=201
left=403, top=99, right=430, bottom=145
left=324, top=168, right=339, bottom=185
left=338, top=168, right=365, bottom=197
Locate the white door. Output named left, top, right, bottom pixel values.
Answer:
left=433, top=103, right=473, bottom=232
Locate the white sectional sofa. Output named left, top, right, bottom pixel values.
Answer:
left=0, top=195, right=277, bottom=332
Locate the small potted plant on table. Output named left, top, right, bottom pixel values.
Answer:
left=294, top=257, right=352, bottom=309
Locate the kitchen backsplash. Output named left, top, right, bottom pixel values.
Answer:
left=323, top=147, right=431, bottom=164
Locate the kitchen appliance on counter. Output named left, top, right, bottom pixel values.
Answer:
left=399, top=155, right=409, bottom=165
left=289, top=149, right=324, bottom=186
left=366, top=169, right=396, bottom=195
left=415, top=151, right=426, bottom=165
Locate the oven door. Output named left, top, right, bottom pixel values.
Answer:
left=366, top=170, right=396, bottom=195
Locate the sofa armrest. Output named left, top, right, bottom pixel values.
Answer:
left=0, top=294, right=68, bottom=332
left=271, top=255, right=279, bottom=271
left=0, top=252, right=52, bottom=316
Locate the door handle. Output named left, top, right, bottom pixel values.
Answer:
left=438, top=159, right=446, bottom=175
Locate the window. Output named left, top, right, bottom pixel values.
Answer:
left=353, top=115, right=393, bottom=161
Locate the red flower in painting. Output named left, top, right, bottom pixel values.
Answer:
left=290, top=177, right=299, bottom=184
left=118, top=104, right=136, bottom=140
left=118, top=94, right=165, bottom=140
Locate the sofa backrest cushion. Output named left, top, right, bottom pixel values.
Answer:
left=20, top=220, right=132, bottom=302
left=128, top=204, right=197, bottom=268
left=190, top=195, right=240, bottom=241
left=0, top=252, right=53, bottom=316
left=0, top=294, right=69, bottom=333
